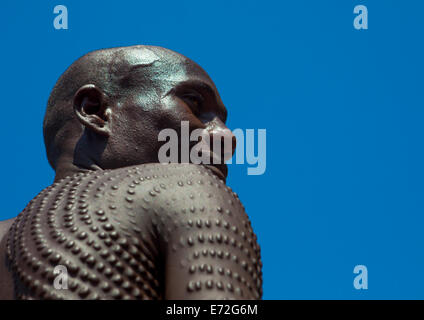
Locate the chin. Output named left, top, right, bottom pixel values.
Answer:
left=202, top=163, right=228, bottom=182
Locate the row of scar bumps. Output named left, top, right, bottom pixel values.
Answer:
left=6, top=164, right=262, bottom=299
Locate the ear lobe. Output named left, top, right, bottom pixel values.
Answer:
left=73, top=84, right=111, bottom=136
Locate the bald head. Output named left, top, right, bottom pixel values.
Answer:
left=43, top=45, right=231, bottom=181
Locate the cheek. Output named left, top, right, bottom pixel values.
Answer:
left=109, top=106, right=158, bottom=158
left=110, top=97, right=206, bottom=162
left=160, top=97, right=205, bottom=130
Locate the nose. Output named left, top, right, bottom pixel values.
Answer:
left=206, top=117, right=236, bottom=161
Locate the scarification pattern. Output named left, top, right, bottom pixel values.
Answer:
left=6, top=164, right=262, bottom=300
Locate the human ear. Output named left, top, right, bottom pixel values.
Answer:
left=73, top=84, right=112, bottom=136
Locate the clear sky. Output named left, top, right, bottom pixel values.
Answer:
left=1, top=0, right=423, bottom=299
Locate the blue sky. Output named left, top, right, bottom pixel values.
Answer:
left=1, top=0, right=423, bottom=299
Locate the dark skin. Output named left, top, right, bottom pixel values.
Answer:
left=0, top=46, right=262, bottom=299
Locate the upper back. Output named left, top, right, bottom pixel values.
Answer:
left=4, top=163, right=262, bottom=299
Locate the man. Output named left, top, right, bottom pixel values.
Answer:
left=0, top=45, right=262, bottom=299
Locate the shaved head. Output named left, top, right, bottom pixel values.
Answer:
left=43, top=45, right=231, bottom=181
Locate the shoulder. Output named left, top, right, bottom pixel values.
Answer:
left=103, top=163, right=245, bottom=213
left=123, top=163, right=250, bottom=227
left=74, top=163, right=258, bottom=257
left=70, top=163, right=247, bottom=233
left=130, top=164, right=262, bottom=299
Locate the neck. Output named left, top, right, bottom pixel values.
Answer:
left=53, top=153, right=103, bottom=183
